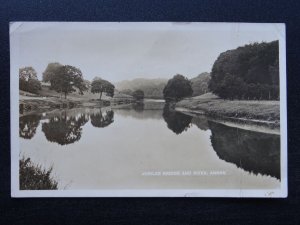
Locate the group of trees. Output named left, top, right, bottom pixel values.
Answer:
left=20, top=40, right=279, bottom=102
left=20, top=63, right=88, bottom=98
left=20, top=62, right=116, bottom=100
left=209, top=41, right=280, bottom=100
left=162, top=41, right=280, bottom=102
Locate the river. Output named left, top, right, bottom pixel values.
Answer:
left=19, top=102, right=280, bottom=190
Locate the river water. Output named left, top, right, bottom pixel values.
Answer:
left=19, top=103, right=280, bottom=190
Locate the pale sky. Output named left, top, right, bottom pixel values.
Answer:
left=11, top=22, right=284, bottom=83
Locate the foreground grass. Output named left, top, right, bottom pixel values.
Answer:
left=20, top=157, right=58, bottom=190
left=176, top=93, right=280, bottom=124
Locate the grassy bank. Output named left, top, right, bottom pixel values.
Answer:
left=19, top=88, right=134, bottom=114
left=176, top=93, right=280, bottom=126
left=20, top=157, right=58, bottom=190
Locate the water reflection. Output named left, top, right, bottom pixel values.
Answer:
left=19, top=114, right=41, bottom=139
left=132, top=102, right=144, bottom=112
left=90, top=109, right=114, bottom=128
left=209, top=121, right=280, bottom=179
left=42, top=111, right=89, bottom=145
left=191, top=116, right=209, bottom=131
left=19, top=105, right=281, bottom=182
left=162, top=105, right=192, bottom=134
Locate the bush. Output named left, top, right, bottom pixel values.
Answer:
left=19, top=157, right=58, bottom=190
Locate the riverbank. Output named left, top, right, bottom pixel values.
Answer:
left=175, top=93, right=280, bottom=127
left=20, top=95, right=162, bottom=117
left=19, top=88, right=136, bottom=114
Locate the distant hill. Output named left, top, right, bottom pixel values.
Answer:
left=190, top=72, right=211, bottom=96
left=115, top=78, right=168, bottom=99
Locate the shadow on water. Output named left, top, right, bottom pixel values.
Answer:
left=90, top=109, right=114, bottom=128
left=208, top=120, right=280, bottom=179
left=42, top=111, right=89, bottom=145
left=162, top=105, right=192, bottom=135
left=19, top=114, right=42, bottom=139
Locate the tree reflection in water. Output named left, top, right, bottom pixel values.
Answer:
left=19, top=115, right=42, bottom=139
left=132, top=103, right=144, bottom=112
left=42, top=111, right=89, bottom=145
left=162, top=105, right=192, bottom=134
left=90, top=109, right=114, bottom=128
left=209, top=121, right=280, bottom=179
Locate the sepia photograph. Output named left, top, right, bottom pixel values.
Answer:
left=10, top=22, right=287, bottom=197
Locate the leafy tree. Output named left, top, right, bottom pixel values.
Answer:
left=42, top=62, right=63, bottom=82
left=132, top=89, right=144, bottom=101
left=50, top=65, right=87, bottom=99
left=163, top=74, right=193, bottom=102
left=19, top=67, right=41, bottom=93
left=91, top=78, right=115, bottom=100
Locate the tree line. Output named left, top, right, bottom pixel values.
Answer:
left=162, top=41, right=280, bottom=101
left=20, top=40, right=280, bottom=102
